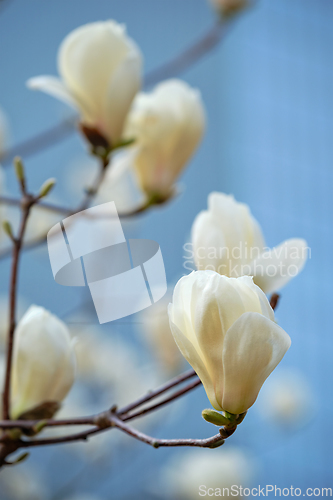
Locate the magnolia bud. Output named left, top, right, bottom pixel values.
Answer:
left=14, top=156, right=25, bottom=184
left=124, top=79, right=206, bottom=200
left=202, top=408, right=231, bottom=426
left=27, top=20, right=142, bottom=148
left=192, top=192, right=308, bottom=294
left=38, top=178, right=56, bottom=198
left=11, top=305, right=76, bottom=419
left=2, top=220, right=14, bottom=240
left=168, top=271, right=291, bottom=415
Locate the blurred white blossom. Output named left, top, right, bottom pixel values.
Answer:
left=11, top=305, right=76, bottom=419
left=139, top=293, right=184, bottom=374
left=192, top=192, right=308, bottom=294
left=169, top=271, right=291, bottom=414
left=124, top=79, right=206, bottom=200
left=27, top=20, right=142, bottom=147
left=0, top=464, right=49, bottom=500
left=162, top=447, right=256, bottom=499
left=256, top=368, right=315, bottom=427
left=65, top=154, right=145, bottom=213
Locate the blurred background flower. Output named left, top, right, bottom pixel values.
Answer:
left=0, top=0, right=331, bottom=497
left=160, top=446, right=257, bottom=499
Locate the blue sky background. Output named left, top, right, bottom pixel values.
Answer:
left=0, top=0, right=332, bottom=497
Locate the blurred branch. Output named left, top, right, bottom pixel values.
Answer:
left=144, top=20, right=227, bottom=87
left=1, top=161, right=53, bottom=421
left=0, top=367, right=237, bottom=467
left=0, top=20, right=229, bottom=167
left=0, top=117, right=76, bottom=167
left=0, top=194, right=150, bottom=261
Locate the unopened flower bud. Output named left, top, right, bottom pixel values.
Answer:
left=11, top=305, right=76, bottom=419
left=39, top=178, right=56, bottom=198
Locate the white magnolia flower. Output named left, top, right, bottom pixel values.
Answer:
left=257, top=368, right=315, bottom=426
left=124, top=79, right=206, bottom=200
left=11, top=305, right=76, bottom=419
left=192, top=192, right=308, bottom=294
left=163, top=447, right=256, bottom=499
left=168, top=271, right=291, bottom=415
left=27, top=20, right=142, bottom=147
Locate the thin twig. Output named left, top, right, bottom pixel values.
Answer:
left=0, top=369, right=199, bottom=430
left=110, top=415, right=226, bottom=449
left=0, top=118, right=76, bottom=167
left=144, top=21, right=226, bottom=87
left=2, top=195, right=35, bottom=420
left=123, top=379, right=202, bottom=422
left=118, top=369, right=197, bottom=415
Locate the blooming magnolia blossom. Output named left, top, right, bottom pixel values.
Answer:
left=124, top=79, right=206, bottom=200
left=191, top=192, right=308, bottom=294
left=27, top=20, right=142, bottom=147
left=11, top=305, right=76, bottom=419
left=164, top=447, right=256, bottom=499
left=168, top=271, right=291, bottom=414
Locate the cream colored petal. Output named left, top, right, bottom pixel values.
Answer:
left=207, top=192, right=265, bottom=271
left=58, top=21, right=128, bottom=119
left=169, top=318, right=221, bottom=410
left=169, top=271, right=202, bottom=346
left=251, top=238, right=308, bottom=294
left=221, top=312, right=291, bottom=414
left=104, top=53, right=142, bottom=144
left=26, top=76, right=78, bottom=110
left=191, top=210, right=228, bottom=273
left=11, top=306, right=75, bottom=417
left=190, top=273, right=247, bottom=405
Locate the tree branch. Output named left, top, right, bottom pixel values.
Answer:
left=2, top=194, right=35, bottom=420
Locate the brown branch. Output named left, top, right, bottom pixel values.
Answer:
left=0, top=198, right=150, bottom=261
left=14, top=412, right=228, bottom=451
left=2, top=194, right=35, bottom=420
left=144, top=21, right=226, bottom=87
left=118, top=368, right=197, bottom=415
left=0, top=118, right=76, bottom=167
left=110, top=414, right=226, bottom=449
left=123, top=378, right=202, bottom=422
left=0, top=369, right=199, bottom=430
